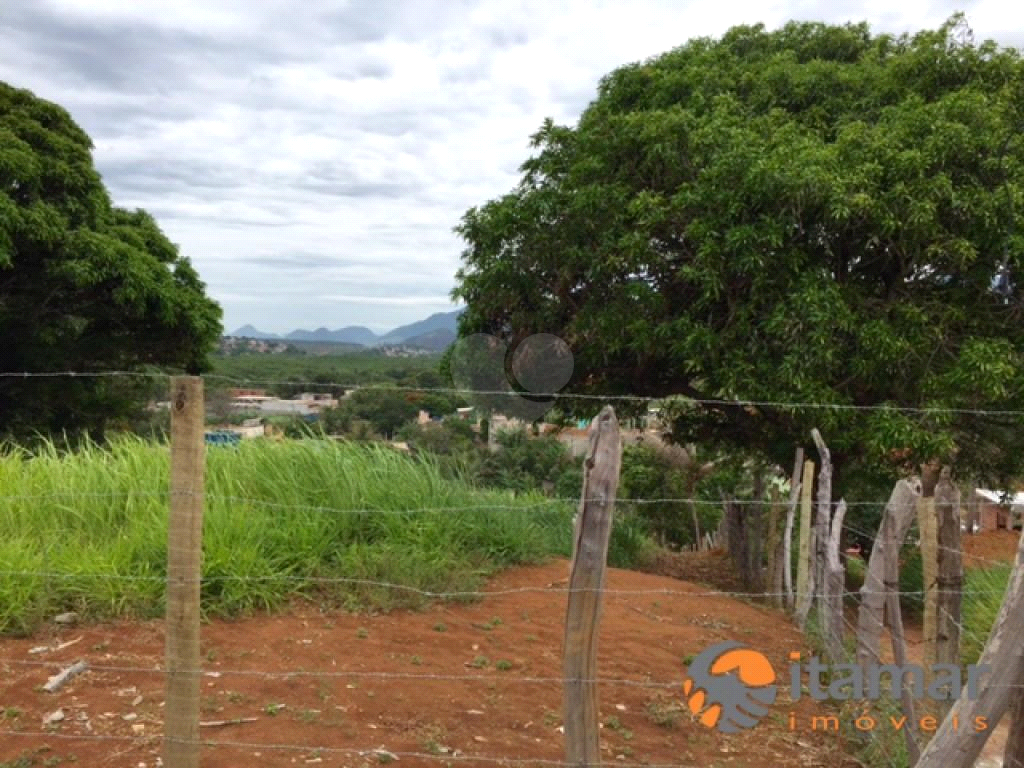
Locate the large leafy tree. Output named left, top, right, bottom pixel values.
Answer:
left=452, top=16, right=1024, bottom=496
left=0, top=83, right=222, bottom=439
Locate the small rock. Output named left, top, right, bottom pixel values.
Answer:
left=466, top=709, right=484, bottom=715
left=131, top=724, right=145, bottom=734
left=132, top=695, right=144, bottom=706
left=123, top=713, right=138, bottom=721
left=615, top=704, right=627, bottom=711
left=473, top=736, right=487, bottom=743
left=54, top=612, right=79, bottom=625
left=42, top=709, right=64, bottom=725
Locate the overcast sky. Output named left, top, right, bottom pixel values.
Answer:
left=2, top=0, right=1022, bottom=334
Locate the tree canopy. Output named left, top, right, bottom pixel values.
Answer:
left=452, top=15, right=1024, bottom=493
left=0, top=82, right=222, bottom=440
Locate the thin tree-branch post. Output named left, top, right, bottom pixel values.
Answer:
left=766, top=487, right=784, bottom=608
left=795, top=458, right=816, bottom=626
left=919, top=464, right=941, bottom=663
left=915, top=523, right=1024, bottom=768
left=563, top=406, right=621, bottom=767
left=824, top=499, right=847, bottom=664
left=856, top=478, right=921, bottom=672
left=783, top=447, right=804, bottom=611
left=885, top=537, right=921, bottom=765
left=811, top=429, right=832, bottom=634
left=164, top=376, right=205, bottom=768
left=935, top=467, right=963, bottom=716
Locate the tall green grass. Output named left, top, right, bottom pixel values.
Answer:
left=0, top=436, right=649, bottom=635
left=961, top=563, right=1013, bottom=666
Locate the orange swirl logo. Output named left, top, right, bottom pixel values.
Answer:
left=682, top=641, right=778, bottom=733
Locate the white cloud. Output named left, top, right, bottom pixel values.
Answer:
left=0, top=0, right=1015, bottom=333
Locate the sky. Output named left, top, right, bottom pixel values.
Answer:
left=2, top=0, right=1023, bottom=334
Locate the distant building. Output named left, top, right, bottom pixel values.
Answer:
left=966, top=489, right=1024, bottom=532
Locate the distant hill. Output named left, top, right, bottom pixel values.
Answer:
left=402, top=328, right=457, bottom=351
left=230, top=324, right=280, bottom=340
left=285, top=326, right=378, bottom=345
left=376, top=310, right=464, bottom=346
left=229, top=308, right=463, bottom=348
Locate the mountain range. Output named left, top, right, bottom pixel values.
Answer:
left=229, top=308, right=464, bottom=351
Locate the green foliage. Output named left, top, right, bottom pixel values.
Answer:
left=322, top=388, right=421, bottom=439
left=961, top=562, right=1013, bottom=666
left=618, top=442, right=722, bottom=548
left=0, top=83, right=222, bottom=440
left=478, top=428, right=575, bottom=493
left=452, top=15, right=1024, bottom=494
left=210, top=352, right=443, bottom=399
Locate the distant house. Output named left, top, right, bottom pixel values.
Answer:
left=966, top=489, right=1024, bottom=532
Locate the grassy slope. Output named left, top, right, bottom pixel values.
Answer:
left=0, top=437, right=591, bottom=635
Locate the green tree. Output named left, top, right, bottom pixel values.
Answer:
left=322, top=387, right=419, bottom=439
left=0, top=83, right=222, bottom=440
left=452, top=16, right=1024, bottom=496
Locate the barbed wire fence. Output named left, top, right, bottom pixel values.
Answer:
left=1, top=370, right=1023, bottom=768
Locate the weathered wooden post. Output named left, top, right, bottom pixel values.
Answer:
left=795, top=458, right=816, bottom=626
left=563, top=406, right=621, bottom=767
left=855, top=477, right=923, bottom=763
left=1004, top=666, right=1024, bottom=768
left=915, top=524, right=1024, bottom=768
left=918, top=463, right=941, bottom=672
left=856, top=478, right=921, bottom=670
left=164, top=376, right=205, bottom=768
left=935, top=467, right=963, bottom=713
left=783, top=447, right=804, bottom=611
left=811, top=429, right=832, bottom=633
left=824, top=499, right=847, bottom=663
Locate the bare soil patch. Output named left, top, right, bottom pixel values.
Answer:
left=1, top=560, right=857, bottom=768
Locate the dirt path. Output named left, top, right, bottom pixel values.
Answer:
left=1, top=560, right=857, bottom=768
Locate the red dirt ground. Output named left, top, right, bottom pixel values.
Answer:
left=962, top=529, right=1020, bottom=570
left=0, top=560, right=859, bottom=768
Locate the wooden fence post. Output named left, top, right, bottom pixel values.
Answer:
left=935, top=467, right=963, bottom=714
left=918, top=464, right=941, bottom=672
left=856, top=478, right=921, bottom=671
left=885, top=543, right=921, bottom=765
left=1004, top=665, right=1024, bottom=768
left=783, top=447, right=804, bottom=611
left=915, top=523, right=1024, bottom=768
left=795, top=459, right=815, bottom=626
left=766, top=488, right=784, bottom=608
left=563, top=406, right=621, bottom=767
left=164, top=376, right=205, bottom=768
left=811, top=429, right=832, bottom=633
left=824, top=499, right=847, bottom=663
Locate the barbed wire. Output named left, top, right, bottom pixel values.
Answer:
left=4, top=368, right=1024, bottom=417
left=0, top=489, right=906, bottom=510
left=0, top=568, right=1009, bottom=599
